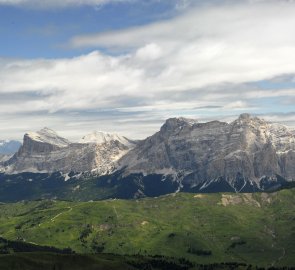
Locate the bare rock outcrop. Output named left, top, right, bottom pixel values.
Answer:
left=119, top=114, right=295, bottom=191
left=4, top=128, right=135, bottom=174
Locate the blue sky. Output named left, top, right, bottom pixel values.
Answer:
left=0, top=2, right=180, bottom=58
left=0, top=0, right=295, bottom=140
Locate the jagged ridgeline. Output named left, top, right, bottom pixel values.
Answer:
left=0, top=115, right=295, bottom=269
left=0, top=114, right=294, bottom=201
left=3, top=128, right=135, bottom=174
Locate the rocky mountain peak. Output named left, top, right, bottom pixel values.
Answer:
left=1, top=114, right=295, bottom=194
left=119, top=114, right=295, bottom=192
left=25, top=127, right=70, bottom=148
left=18, top=128, right=71, bottom=157
left=3, top=127, right=135, bottom=174
left=234, top=113, right=263, bottom=124
left=79, top=131, right=132, bottom=147
left=160, top=117, right=198, bottom=134
left=238, top=113, right=251, bottom=120
left=165, top=117, right=198, bottom=126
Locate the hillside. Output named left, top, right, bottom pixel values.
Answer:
left=0, top=252, right=253, bottom=270
left=0, top=189, right=294, bottom=267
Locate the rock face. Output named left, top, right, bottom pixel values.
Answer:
left=1, top=114, right=294, bottom=194
left=119, top=114, right=295, bottom=192
left=4, top=128, right=135, bottom=174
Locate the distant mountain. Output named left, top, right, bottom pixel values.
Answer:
left=0, top=140, right=21, bottom=155
left=79, top=131, right=133, bottom=146
left=0, top=114, right=294, bottom=197
left=3, top=128, right=135, bottom=174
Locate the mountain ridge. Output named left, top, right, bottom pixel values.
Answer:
left=0, top=114, right=294, bottom=195
left=2, top=128, right=135, bottom=174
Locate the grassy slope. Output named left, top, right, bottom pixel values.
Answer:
left=0, top=253, right=253, bottom=270
left=0, top=189, right=294, bottom=267
left=0, top=253, right=143, bottom=270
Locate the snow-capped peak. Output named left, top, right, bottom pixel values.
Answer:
left=25, top=127, right=70, bottom=147
left=79, top=131, right=131, bottom=146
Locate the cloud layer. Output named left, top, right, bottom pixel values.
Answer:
left=0, top=0, right=132, bottom=8
left=1, top=0, right=295, bottom=140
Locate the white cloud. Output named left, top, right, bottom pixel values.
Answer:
left=69, top=1, right=295, bottom=91
left=0, top=52, right=144, bottom=112
left=135, top=43, right=163, bottom=61
left=1, top=0, right=295, bottom=139
left=223, top=101, right=251, bottom=110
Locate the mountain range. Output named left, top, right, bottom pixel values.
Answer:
left=0, top=113, right=294, bottom=199
left=2, top=127, right=135, bottom=174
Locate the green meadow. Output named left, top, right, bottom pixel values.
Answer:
left=0, top=189, right=294, bottom=268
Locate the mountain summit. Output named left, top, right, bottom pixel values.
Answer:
left=118, top=114, right=295, bottom=192
left=79, top=131, right=133, bottom=147
left=3, top=128, right=135, bottom=174
left=0, top=114, right=294, bottom=194
left=20, top=127, right=70, bottom=155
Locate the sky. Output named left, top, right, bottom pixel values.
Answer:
left=0, top=0, right=295, bottom=141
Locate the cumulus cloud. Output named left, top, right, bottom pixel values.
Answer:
left=1, top=0, right=295, bottom=139
left=66, top=1, right=295, bottom=103
left=70, top=1, right=295, bottom=87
